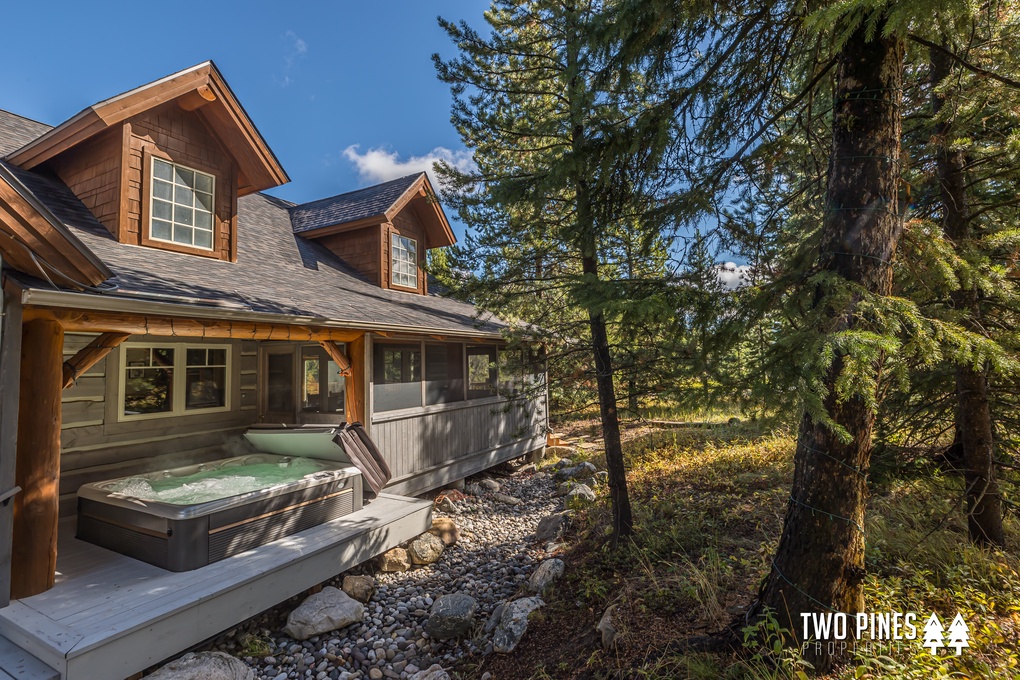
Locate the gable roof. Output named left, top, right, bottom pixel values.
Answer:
left=0, top=109, right=51, bottom=156
left=15, top=190, right=502, bottom=337
left=290, top=172, right=456, bottom=248
left=290, top=174, right=421, bottom=233
left=4, top=62, right=288, bottom=196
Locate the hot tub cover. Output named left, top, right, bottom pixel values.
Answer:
left=245, top=423, right=391, bottom=499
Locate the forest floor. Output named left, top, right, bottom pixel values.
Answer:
left=461, top=419, right=1020, bottom=679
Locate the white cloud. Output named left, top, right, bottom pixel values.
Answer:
left=715, top=262, right=751, bottom=290
left=343, top=145, right=476, bottom=189
left=276, top=30, right=308, bottom=87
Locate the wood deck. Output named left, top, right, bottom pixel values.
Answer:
left=0, top=494, right=431, bottom=680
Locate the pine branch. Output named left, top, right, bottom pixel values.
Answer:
left=910, top=34, right=1020, bottom=90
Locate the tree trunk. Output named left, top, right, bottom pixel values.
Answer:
left=583, top=254, right=634, bottom=542
left=752, top=18, right=904, bottom=673
left=929, top=44, right=1005, bottom=547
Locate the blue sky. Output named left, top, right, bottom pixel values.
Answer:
left=0, top=1, right=489, bottom=240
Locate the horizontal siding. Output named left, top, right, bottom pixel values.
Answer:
left=372, top=394, right=547, bottom=484
left=58, top=335, right=258, bottom=518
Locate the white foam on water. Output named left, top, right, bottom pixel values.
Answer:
left=106, top=457, right=325, bottom=505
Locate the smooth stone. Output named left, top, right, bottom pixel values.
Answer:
left=284, top=587, right=365, bottom=641
left=565, top=483, right=596, bottom=505
left=478, top=478, right=500, bottom=492
left=435, top=496, right=459, bottom=514
left=145, top=651, right=254, bottom=680
left=423, top=593, right=477, bottom=640
left=491, top=492, right=522, bottom=506
left=408, top=533, right=445, bottom=565
left=427, top=518, right=460, bottom=547
left=545, top=446, right=577, bottom=459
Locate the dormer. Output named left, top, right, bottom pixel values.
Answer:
left=5, top=62, right=288, bottom=262
left=290, top=173, right=455, bottom=295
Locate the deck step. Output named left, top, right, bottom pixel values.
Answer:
left=0, top=636, right=58, bottom=680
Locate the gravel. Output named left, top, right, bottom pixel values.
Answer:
left=197, top=464, right=562, bottom=680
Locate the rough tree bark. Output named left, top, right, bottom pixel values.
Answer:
left=930, top=44, right=1005, bottom=547
left=751, top=18, right=904, bottom=673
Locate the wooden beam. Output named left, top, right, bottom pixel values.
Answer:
left=62, top=332, right=130, bottom=389
left=318, top=340, right=352, bottom=374
left=0, top=280, right=23, bottom=607
left=12, top=317, right=63, bottom=599
left=25, top=308, right=361, bottom=342
left=177, top=85, right=217, bottom=112
left=345, top=335, right=367, bottom=426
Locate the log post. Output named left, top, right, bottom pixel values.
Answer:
left=11, top=317, right=63, bottom=599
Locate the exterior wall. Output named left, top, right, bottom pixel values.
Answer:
left=58, top=334, right=258, bottom=517
left=382, top=207, right=428, bottom=294
left=125, top=104, right=238, bottom=260
left=318, top=225, right=383, bottom=285
left=374, top=396, right=547, bottom=497
left=46, top=129, right=123, bottom=238
left=367, top=334, right=549, bottom=496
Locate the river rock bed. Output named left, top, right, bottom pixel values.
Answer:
left=198, top=466, right=563, bottom=680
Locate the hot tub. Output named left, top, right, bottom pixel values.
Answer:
left=77, top=453, right=363, bottom=571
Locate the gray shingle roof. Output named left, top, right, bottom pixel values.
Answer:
left=0, top=110, right=502, bottom=337
left=289, top=173, right=421, bottom=233
left=0, top=109, right=52, bottom=156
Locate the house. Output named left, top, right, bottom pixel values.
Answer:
left=0, top=62, right=547, bottom=679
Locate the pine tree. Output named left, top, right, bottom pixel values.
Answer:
left=434, top=0, right=674, bottom=542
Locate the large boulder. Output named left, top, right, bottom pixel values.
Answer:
left=528, top=558, right=565, bottom=593
left=411, top=665, right=451, bottom=680
left=535, top=511, right=571, bottom=543
left=377, top=547, right=410, bottom=572
left=566, top=483, right=596, bottom=507
left=492, top=597, right=544, bottom=653
left=428, top=517, right=460, bottom=546
left=283, top=587, right=364, bottom=640
left=555, top=461, right=597, bottom=481
left=424, top=593, right=478, bottom=639
left=408, top=532, right=446, bottom=565
left=146, top=652, right=253, bottom=680
left=341, top=574, right=376, bottom=603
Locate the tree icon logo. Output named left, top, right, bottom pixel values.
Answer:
left=947, top=613, right=970, bottom=655
left=922, top=613, right=944, bottom=655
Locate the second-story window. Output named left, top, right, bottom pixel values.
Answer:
left=151, top=158, right=215, bottom=250
left=391, top=234, right=417, bottom=288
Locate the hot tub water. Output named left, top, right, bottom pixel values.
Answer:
left=106, top=457, right=324, bottom=505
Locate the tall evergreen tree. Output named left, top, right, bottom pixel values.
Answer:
left=434, top=0, right=673, bottom=542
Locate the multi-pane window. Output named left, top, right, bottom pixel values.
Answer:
left=391, top=234, right=418, bottom=288
left=151, top=158, right=215, bottom=249
left=121, top=343, right=230, bottom=419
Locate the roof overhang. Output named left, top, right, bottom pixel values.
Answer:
left=5, top=62, right=289, bottom=196
left=0, top=163, right=111, bottom=288
left=302, top=174, right=456, bottom=248
left=16, top=285, right=505, bottom=340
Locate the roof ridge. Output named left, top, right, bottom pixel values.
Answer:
left=288, top=172, right=423, bottom=212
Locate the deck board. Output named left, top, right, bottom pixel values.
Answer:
left=0, top=494, right=431, bottom=680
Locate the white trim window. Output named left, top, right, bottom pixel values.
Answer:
left=150, top=158, right=215, bottom=249
left=120, top=343, right=230, bottom=420
left=391, top=234, right=418, bottom=288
